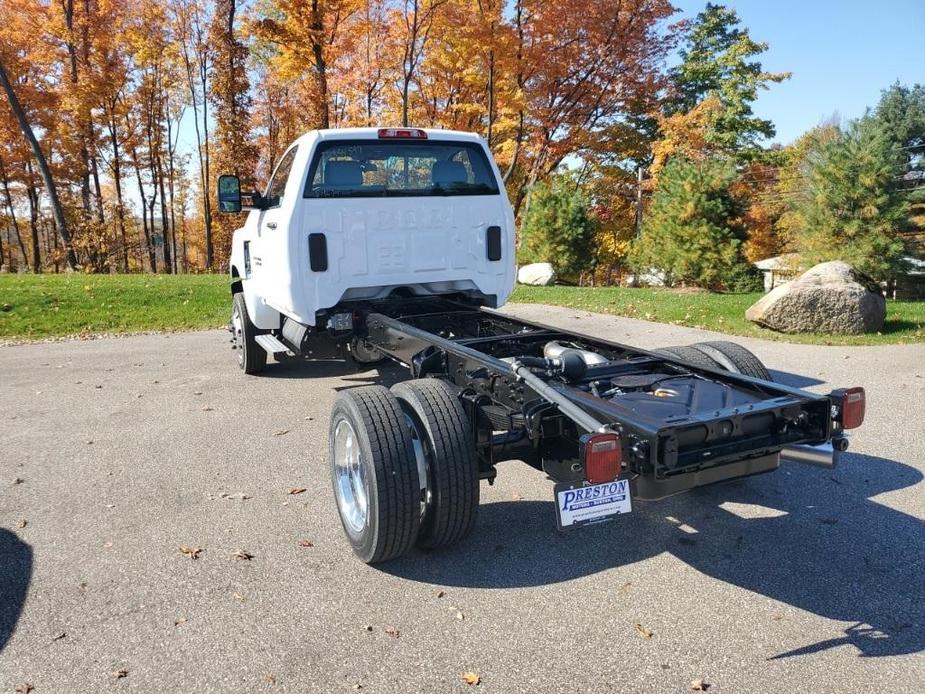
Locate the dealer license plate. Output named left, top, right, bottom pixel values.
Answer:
left=554, top=479, right=632, bottom=530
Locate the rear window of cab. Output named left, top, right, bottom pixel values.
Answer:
left=304, top=140, right=501, bottom=198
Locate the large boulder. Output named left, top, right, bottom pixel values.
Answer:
left=745, top=261, right=885, bottom=334
left=517, top=262, right=557, bottom=286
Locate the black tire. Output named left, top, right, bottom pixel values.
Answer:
left=231, top=293, right=267, bottom=374
left=329, top=386, right=420, bottom=563
left=690, top=341, right=772, bottom=381
left=652, top=345, right=721, bottom=370
left=391, top=379, right=479, bottom=550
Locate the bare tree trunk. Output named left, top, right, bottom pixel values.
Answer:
left=0, top=56, right=77, bottom=269
left=105, top=102, right=129, bottom=272
left=24, top=168, right=41, bottom=272
left=167, top=107, right=181, bottom=273
left=0, top=157, right=28, bottom=264
left=310, top=0, right=330, bottom=129
left=127, top=135, right=156, bottom=272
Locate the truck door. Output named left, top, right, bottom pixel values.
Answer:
left=253, top=146, right=298, bottom=303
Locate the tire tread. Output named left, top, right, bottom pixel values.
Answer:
left=391, top=379, right=479, bottom=550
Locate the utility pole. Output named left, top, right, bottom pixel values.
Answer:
left=635, top=165, right=645, bottom=239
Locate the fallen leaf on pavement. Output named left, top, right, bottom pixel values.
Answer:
left=690, top=678, right=710, bottom=691
left=265, top=673, right=276, bottom=684
left=12, top=477, right=24, bottom=485
left=232, top=592, right=245, bottom=602
left=619, top=581, right=633, bottom=592
left=461, top=672, right=481, bottom=686
left=384, top=626, right=400, bottom=638
left=298, top=540, right=314, bottom=548
left=193, top=391, right=203, bottom=395
left=179, top=545, right=202, bottom=559
left=274, top=429, right=290, bottom=437
left=511, top=493, right=524, bottom=501
left=634, top=623, right=654, bottom=639
left=15, top=683, right=33, bottom=694
left=17, top=519, right=27, bottom=529
left=112, top=668, right=129, bottom=679
left=288, top=487, right=306, bottom=495
left=455, top=611, right=465, bottom=620
left=52, top=631, right=66, bottom=641
left=232, top=549, right=254, bottom=561
left=174, top=616, right=187, bottom=626
left=202, top=406, right=213, bottom=412
left=435, top=590, right=446, bottom=598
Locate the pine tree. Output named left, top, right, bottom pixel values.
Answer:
left=792, top=117, right=908, bottom=280
left=518, top=176, right=597, bottom=279
left=667, top=3, right=789, bottom=159
left=630, top=157, right=757, bottom=290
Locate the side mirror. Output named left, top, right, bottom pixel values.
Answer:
left=218, top=174, right=241, bottom=213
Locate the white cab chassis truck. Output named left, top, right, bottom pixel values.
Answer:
left=219, top=127, right=865, bottom=564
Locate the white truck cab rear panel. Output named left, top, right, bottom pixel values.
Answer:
left=231, top=128, right=515, bottom=328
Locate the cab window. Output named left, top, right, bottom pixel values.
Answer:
left=304, top=140, right=500, bottom=198
left=265, top=147, right=298, bottom=207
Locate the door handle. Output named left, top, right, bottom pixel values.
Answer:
left=265, top=221, right=277, bottom=230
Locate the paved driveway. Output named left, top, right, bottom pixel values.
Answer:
left=1, top=304, right=923, bottom=693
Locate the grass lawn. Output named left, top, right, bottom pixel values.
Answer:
left=511, top=285, right=925, bottom=346
left=0, top=273, right=229, bottom=340
left=1, top=273, right=922, bottom=345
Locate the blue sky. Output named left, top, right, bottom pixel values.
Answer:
left=672, top=0, right=925, bottom=145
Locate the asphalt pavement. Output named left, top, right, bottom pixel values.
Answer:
left=1, top=304, right=923, bottom=693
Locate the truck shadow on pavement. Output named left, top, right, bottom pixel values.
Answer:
left=384, top=452, right=924, bottom=660
left=0, top=529, right=32, bottom=653
left=258, top=359, right=407, bottom=389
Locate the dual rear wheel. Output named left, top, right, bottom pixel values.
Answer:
left=329, top=379, right=479, bottom=564
left=653, top=340, right=771, bottom=381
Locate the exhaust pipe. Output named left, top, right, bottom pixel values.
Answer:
left=781, top=437, right=848, bottom=469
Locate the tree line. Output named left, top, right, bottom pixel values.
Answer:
left=0, top=1, right=922, bottom=285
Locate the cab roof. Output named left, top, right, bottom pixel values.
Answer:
left=290, top=127, right=486, bottom=149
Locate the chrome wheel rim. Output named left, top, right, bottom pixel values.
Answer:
left=231, top=303, right=244, bottom=366
left=333, top=417, right=369, bottom=534
left=403, top=411, right=433, bottom=523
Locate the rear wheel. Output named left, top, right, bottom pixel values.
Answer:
left=652, top=345, right=721, bottom=370
left=329, top=386, right=420, bottom=563
left=231, top=293, right=267, bottom=374
left=690, top=341, right=771, bottom=381
left=391, top=379, right=479, bottom=550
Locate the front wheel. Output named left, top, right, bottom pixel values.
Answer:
left=231, top=293, right=267, bottom=374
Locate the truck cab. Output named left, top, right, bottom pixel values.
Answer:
left=220, top=127, right=515, bottom=372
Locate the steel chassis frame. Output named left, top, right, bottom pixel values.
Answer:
left=343, top=296, right=838, bottom=500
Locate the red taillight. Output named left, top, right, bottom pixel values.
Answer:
left=377, top=128, right=428, bottom=139
left=840, top=386, right=866, bottom=430
left=583, top=433, right=622, bottom=484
